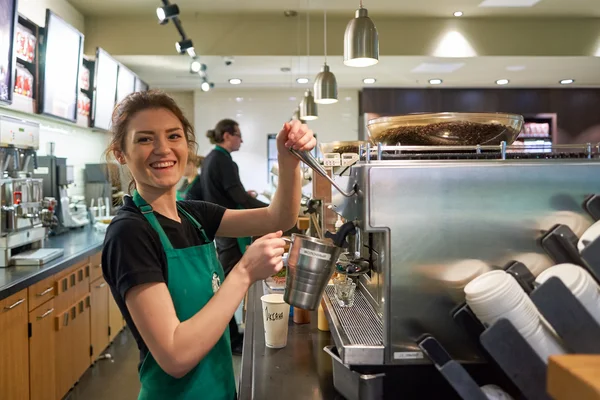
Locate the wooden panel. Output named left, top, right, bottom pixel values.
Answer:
left=54, top=304, right=75, bottom=400
left=90, top=277, right=109, bottom=361
left=71, top=295, right=91, bottom=382
left=548, top=355, right=600, bottom=400
left=0, top=289, right=30, bottom=400
left=90, top=251, right=103, bottom=282
left=29, top=299, right=56, bottom=400
left=28, top=274, right=56, bottom=312
left=108, top=293, right=123, bottom=342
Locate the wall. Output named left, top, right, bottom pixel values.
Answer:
left=361, top=88, right=600, bottom=144
left=194, top=88, right=359, bottom=194
left=17, top=0, right=85, bottom=32
left=166, top=91, right=195, bottom=127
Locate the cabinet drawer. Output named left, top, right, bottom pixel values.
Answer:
left=28, top=275, right=56, bottom=311
left=1, top=289, right=28, bottom=323
left=89, top=252, right=102, bottom=282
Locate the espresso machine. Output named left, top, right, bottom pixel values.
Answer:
left=33, top=156, right=89, bottom=234
left=0, top=115, right=62, bottom=267
left=295, top=138, right=600, bottom=398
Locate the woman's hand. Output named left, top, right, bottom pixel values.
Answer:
left=277, top=119, right=317, bottom=167
left=235, top=231, right=286, bottom=282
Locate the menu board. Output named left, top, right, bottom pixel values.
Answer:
left=92, top=48, right=118, bottom=131
left=0, top=0, right=17, bottom=104
left=40, top=10, right=84, bottom=122
left=116, top=64, right=135, bottom=104
left=134, top=77, right=149, bottom=93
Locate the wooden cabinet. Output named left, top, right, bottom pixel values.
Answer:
left=29, top=299, right=56, bottom=400
left=71, top=295, right=91, bottom=383
left=108, top=293, right=124, bottom=342
left=90, top=277, right=109, bottom=360
left=0, top=289, right=30, bottom=400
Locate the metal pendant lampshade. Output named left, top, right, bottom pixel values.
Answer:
left=314, top=64, right=338, bottom=104
left=300, top=90, right=318, bottom=120
left=344, top=7, right=379, bottom=67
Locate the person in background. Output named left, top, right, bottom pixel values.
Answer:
left=200, top=119, right=267, bottom=355
left=176, top=153, right=204, bottom=201
left=102, top=90, right=315, bottom=399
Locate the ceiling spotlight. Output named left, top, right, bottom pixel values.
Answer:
left=175, top=39, right=194, bottom=55
left=190, top=60, right=206, bottom=74
left=362, top=78, right=376, bottom=84
left=157, top=4, right=180, bottom=24
left=284, top=10, right=298, bottom=17
left=296, top=78, right=309, bottom=84
left=495, top=79, right=509, bottom=85
left=560, top=79, right=575, bottom=85
left=453, top=11, right=463, bottom=17
left=201, top=80, right=214, bottom=92
left=429, top=79, right=443, bottom=85
left=229, top=78, right=242, bottom=85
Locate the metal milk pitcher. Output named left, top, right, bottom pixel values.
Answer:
left=283, top=234, right=343, bottom=310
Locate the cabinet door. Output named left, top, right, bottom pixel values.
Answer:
left=90, top=277, right=109, bottom=360
left=0, top=290, right=30, bottom=400
left=29, top=299, right=56, bottom=400
left=108, top=293, right=123, bottom=342
left=55, top=305, right=75, bottom=400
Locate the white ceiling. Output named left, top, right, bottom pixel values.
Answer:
left=116, top=55, right=600, bottom=90
left=68, top=0, right=600, bottom=17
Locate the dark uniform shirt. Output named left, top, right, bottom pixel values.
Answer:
left=199, top=146, right=267, bottom=274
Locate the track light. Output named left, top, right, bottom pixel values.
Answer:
left=201, top=80, right=214, bottom=92
left=157, top=4, right=179, bottom=24
left=190, top=59, right=206, bottom=74
left=176, top=39, right=194, bottom=55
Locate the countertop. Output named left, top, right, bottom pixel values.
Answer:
left=239, top=282, right=341, bottom=400
left=0, top=226, right=105, bottom=301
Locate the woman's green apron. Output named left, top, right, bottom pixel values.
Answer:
left=132, top=191, right=236, bottom=400
left=213, top=145, right=252, bottom=254
left=176, top=175, right=199, bottom=201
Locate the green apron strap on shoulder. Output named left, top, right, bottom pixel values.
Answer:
left=132, top=191, right=175, bottom=251
left=176, top=205, right=211, bottom=243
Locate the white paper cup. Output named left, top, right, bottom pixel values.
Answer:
left=261, top=294, right=291, bottom=348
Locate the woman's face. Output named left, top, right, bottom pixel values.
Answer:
left=116, top=108, right=188, bottom=193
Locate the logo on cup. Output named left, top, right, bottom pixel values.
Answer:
left=265, top=307, right=284, bottom=322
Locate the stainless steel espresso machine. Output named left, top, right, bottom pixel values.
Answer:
left=0, top=115, right=62, bottom=267
left=296, top=114, right=600, bottom=398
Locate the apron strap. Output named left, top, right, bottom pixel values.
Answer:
left=131, top=191, right=211, bottom=247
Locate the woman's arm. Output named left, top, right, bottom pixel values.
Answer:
left=217, top=120, right=315, bottom=238
left=125, top=232, right=285, bottom=379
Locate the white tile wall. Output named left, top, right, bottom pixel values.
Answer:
left=193, top=88, right=359, bottom=195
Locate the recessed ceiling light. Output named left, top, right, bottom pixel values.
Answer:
left=411, top=63, right=465, bottom=74
left=235, top=97, right=243, bottom=102
left=429, top=79, right=443, bottom=85
left=296, top=78, right=309, bottom=84
left=506, top=65, right=526, bottom=72
left=229, top=78, right=242, bottom=85
left=560, top=79, right=575, bottom=85
left=363, top=78, right=376, bottom=84
left=453, top=11, right=464, bottom=17
left=496, top=79, right=510, bottom=85
left=479, top=0, right=541, bottom=7
left=289, top=96, right=297, bottom=101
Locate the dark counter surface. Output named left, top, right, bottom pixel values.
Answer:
left=239, top=282, right=341, bottom=400
left=0, top=226, right=105, bottom=301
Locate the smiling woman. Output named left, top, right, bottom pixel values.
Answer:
left=101, top=90, right=316, bottom=400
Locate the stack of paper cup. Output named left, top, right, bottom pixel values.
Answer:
left=536, top=264, right=600, bottom=325
left=261, top=294, right=291, bottom=348
left=578, top=220, right=600, bottom=252
left=464, top=270, right=565, bottom=362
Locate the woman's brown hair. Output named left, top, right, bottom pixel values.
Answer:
left=206, top=118, right=238, bottom=145
left=104, top=90, right=197, bottom=192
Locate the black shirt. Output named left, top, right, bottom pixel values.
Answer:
left=102, top=195, right=226, bottom=365
left=200, top=147, right=268, bottom=274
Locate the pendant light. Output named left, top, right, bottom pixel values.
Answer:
left=344, top=0, right=379, bottom=67
left=300, top=1, right=318, bottom=120
left=314, top=3, right=338, bottom=104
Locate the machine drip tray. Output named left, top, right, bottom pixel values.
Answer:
left=11, top=248, right=65, bottom=266
left=323, top=285, right=385, bottom=365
